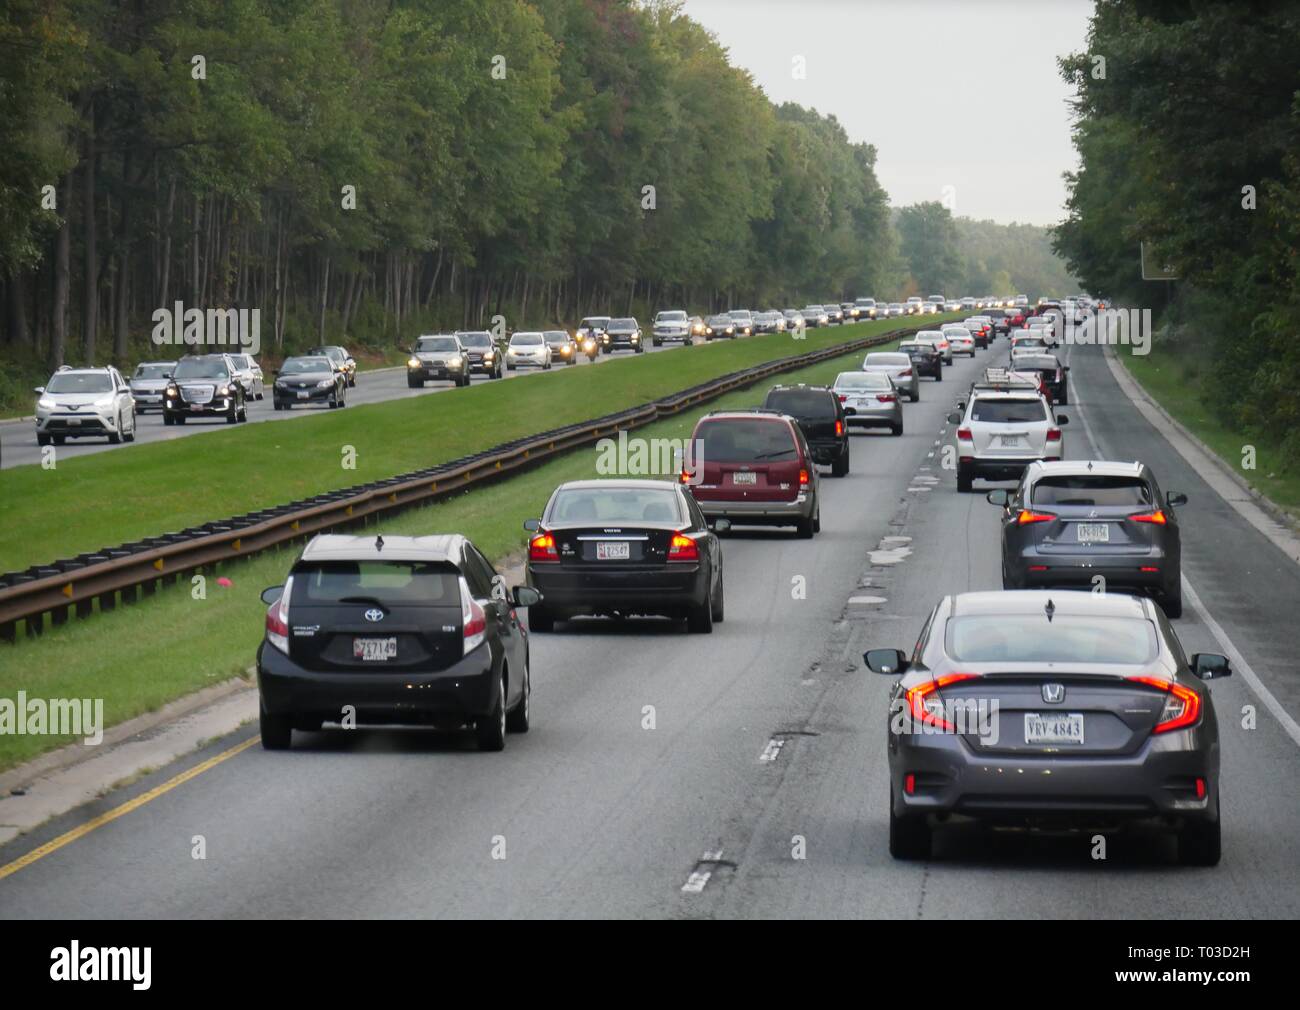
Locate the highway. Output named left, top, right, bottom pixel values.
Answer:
left=2, top=337, right=1298, bottom=918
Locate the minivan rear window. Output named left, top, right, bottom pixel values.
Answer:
left=764, top=389, right=836, bottom=419
left=695, top=418, right=798, bottom=462
left=291, top=561, right=460, bottom=606
left=1032, top=477, right=1153, bottom=507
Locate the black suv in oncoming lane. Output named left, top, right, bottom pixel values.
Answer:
left=257, top=534, right=542, bottom=751
left=762, top=384, right=851, bottom=477
left=163, top=353, right=249, bottom=425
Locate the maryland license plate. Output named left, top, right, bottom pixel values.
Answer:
left=732, top=471, right=757, bottom=485
left=353, top=637, right=397, bottom=661
left=596, top=541, right=630, bottom=561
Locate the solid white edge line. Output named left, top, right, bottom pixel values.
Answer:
left=1068, top=341, right=1300, bottom=751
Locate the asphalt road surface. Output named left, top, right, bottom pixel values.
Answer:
left=3, top=335, right=1298, bottom=918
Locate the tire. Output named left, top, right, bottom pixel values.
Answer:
left=1163, top=580, right=1183, bottom=619
left=108, top=416, right=122, bottom=444
left=935, top=369, right=943, bottom=382
left=36, top=433, right=51, bottom=447
left=813, top=508, right=821, bottom=534
left=163, top=413, right=175, bottom=426
left=796, top=513, right=815, bottom=539
left=53, top=434, right=66, bottom=445
left=506, top=662, right=531, bottom=733
left=711, top=571, right=725, bottom=623
left=889, top=788, right=932, bottom=860
left=239, top=400, right=249, bottom=421
left=528, top=605, right=554, bottom=633
left=831, top=443, right=850, bottom=477
left=260, top=704, right=292, bottom=750
left=1057, top=387, right=1069, bottom=405
left=910, top=389, right=919, bottom=403
left=957, top=468, right=974, bottom=493
left=688, top=589, right=714, bottom=633
left=255, top=390, right=264, bottom=401
left=1178, top=801, right=1221, bottom=866
left=653, top=338, right=662, bottom=347
left=124, top=412, right=136, bottom=442
left=407, top=376, right=422, bottom=388
left=227, top=403, right=238, bottom=423
left=329, top=389, right=340, bottom=409
left=175, top=415, right=186, bottom=425
left=891, top=422, right=903, bottom=437
left=476, top=670, right=507, bottom=752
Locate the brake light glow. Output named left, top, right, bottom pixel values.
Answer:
left=1129, top=675, right=1201, bottom=734
left=956, top=427, right=972, bottom=441
left=264, top=576, right=294, bottom=655
left=1131, top=509, right=1167, bottom=525
left=899, top=368, right=913, bottom=377
left=529, top=531, right=559, bottom=562
left=878, top=393, right=896, bottom=403
left=667, top=531, right=700, bottom=562
left=799, top=468, right=810, bottom=487
left=906, top=673, right=981, bottom=732
left=835, top=419, right=844, bottom=437
left=460, top=578, right=487, bottom=654
left=1017, top=509, right=1056, bottom=524
left=904, top=773, right=916, bottom=795
left=1046, top=428, right=1062, bottom=442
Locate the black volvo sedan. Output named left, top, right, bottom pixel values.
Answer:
left=524, top=479, right=726, bottom=633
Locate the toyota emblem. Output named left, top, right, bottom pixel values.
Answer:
left=364, top=608, right=385, bottom=623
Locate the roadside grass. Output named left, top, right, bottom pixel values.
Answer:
left=1122, top=346, right=1300, bottom=521
left=1, top=317, right=945, bottom=575
left=0, top=337, right=901, bottom=770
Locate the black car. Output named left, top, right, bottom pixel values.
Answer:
left=987, top=459, right=1187, bottom=616
left=162, top=354, right=249, bottom=425
left=601, top=316, right=644, bottom=353
left=455, top=331, right=502, bottom=379
left=306, top=345, right=357, bottom=387
left=703, top=313, right=737, bottom=340
left=1010, top=352, right=1069, bottom=404
left=257, top=533, right=540, bottom=752
left=272, top=355, right=347, bottom=410
left=524, top=479, right=726, bottom=633
left=897, top=340, right=943, bottom=381
left=762, top=384, right=850, bottom=477
left=544, top=329, right=579, bottom=365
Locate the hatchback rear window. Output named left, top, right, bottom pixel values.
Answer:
left=1032, top=477, right=1153, bottom=507
left=695, top=418, right=798, bottom=462
left=947, top=615, right=1158, bottom=664
left=970, top=398, right=1047, bottom=423
left=291, top=561, right=460, bottom=606
left=764, top=390, right=836, bottom=419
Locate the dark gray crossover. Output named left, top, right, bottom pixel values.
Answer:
left=865, top=590, right=1228, bottom=864
left=988, top=460, right=1187, bottom=617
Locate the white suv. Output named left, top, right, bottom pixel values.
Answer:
left=35, top=366, right=137, bottom=447
left=949, top=376, right=1069, bottom=493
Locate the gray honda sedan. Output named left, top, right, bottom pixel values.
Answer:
left=865, top=590, right=1229, bottom=865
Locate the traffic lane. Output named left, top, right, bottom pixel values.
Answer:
left=710, top=348, right=1300, bottom=917
left=0, top=340, right=982, bottom=918
left=0, top=338, right=682, bottom=470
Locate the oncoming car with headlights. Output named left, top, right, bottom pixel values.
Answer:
left=273, top=355, right=347, bottom=410
left=545, top=329, right=579, bottom=364
left=506, top=331, right=553, bottom=370
left=704, top=313, right=737, bottom=340
left=408, top=334, right=470, bottom=387
left=128, top=361, right=176, bottom=413
left=163, top=354, right=248, bottom=425
left=864, top=590, right=1228, bottom=865
left=35, top=366, right=137, bottom=446
left=456, top=330, right=502, bottom=379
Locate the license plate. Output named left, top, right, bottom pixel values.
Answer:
left=353, top=637, right=397, bottom=661
left=732, top=471, right=757, bottom=485
left=1025, top=712, right=1085, bottom=745
left=67, top=418, right=81, bottom=426
left=297, top=391, right=309, bottom=399
left=596, top=541, right=630, bottom=561
left=190, top=404, right=204, bottom=411
left=999, top=435, right=1024, bottom=447
left=1077, top=523, right=1110, bottom=543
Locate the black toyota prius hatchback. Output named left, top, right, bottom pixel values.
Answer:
left=524, top=479, right=726, bottom=633
left=257, top=534, right=541, bottom=752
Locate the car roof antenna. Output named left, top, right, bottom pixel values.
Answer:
left=1044, top=598, right=1055, bottom=622
left=375, top=535, right=384, bottom=551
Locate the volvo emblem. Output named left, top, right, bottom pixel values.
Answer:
left=364, top=608, right=385, bottom=623
left=1042, top=683, right=1065, bottom=704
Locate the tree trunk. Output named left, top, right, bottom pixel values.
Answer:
left=51, top=179, right=71, bottom=369
left=82, top=104, right=98, bottom=362
left=318, top=255, right=330, bottom=342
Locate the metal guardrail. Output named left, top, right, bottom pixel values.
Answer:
left=0, top=324, right=925, bottom=641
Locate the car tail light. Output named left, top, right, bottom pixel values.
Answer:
left=904, top=773, right=916, bottom=795
left=906, top=673, right=981, bottom=732
left=1017, top=509, right=1056, bottom=524
left=1195, top=777, right=1207, bottom=799
left=956, top=427, right=972, bottom=441
left=1028, top=565, right=1049, bottom=571
left=264, top=576, right=294, bottom=654
left=679, top=469, right=692, bottom=484
left=460, top=578, right=487, bottom=655
left=1046, top=428, right=1061, bottom=442
left=1131, top=509, right=1167, bottom=525
left=835, top=419, right=844, bottom=436
left=837, top=394, right=847, bottom=402
left=899, top=368, right=913, bottom=377
left=668, top=531, right=699, bottom=562
left=529, top=531, right=559, bottom=563
left=799, top=468, right=810, bottom=487
left=1129, top=675, right=1201, bottom=734
left=878, top=393, right=896, bottom=403
left=1141, top=566, right=1160, bottom=573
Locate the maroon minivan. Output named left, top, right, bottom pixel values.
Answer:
left=684, top=410, right=821, bottom=538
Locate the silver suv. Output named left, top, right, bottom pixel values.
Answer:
left=128, top=361, right=176, bottom=412
left=949, top=370, right=1069, bottom=492
left=35, top=366, right=137, bottom=446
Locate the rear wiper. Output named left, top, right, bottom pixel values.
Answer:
left=336, top=595, right=389, bottom=607
left=752, top=451, right=796, bottom=460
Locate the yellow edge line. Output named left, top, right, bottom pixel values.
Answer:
left=0, top=735, right=259, bottom=883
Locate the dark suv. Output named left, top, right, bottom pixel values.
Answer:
left=455, top=331, right=502, bottom=379
left=257, top=533, right=541, bottom=752
left=762, top=384, right=851, bottom=477
left=163, top=354, right=248, bottom=425
left=987, top=459, right=1188, bottom=617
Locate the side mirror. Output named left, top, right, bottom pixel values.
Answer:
left=946, top=411, right=962, bottom=424
left=522, top=518, right=541, bottom=532
left=986, top=489, right=1010, bottom=506
left=260, top=586, right=283, bottom=605
left=1190, top=653, right=1231, bottom=680
left=511, top=586, right=542, bottom=608
left=34, top=386, right=45, bottom=395
left=713, top=518, right=732, bottom=533
left=1056, top=414, right=1070, bottom=425
left=1062, top=365, right=1070, bottom=372
left=1167, top=491, right=1188, bottom=508
left=863, top=648, right=909, bottom=675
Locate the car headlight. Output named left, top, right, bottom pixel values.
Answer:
left=165, top=385, right=178, bottom=398
left=38, top=397, right=55, bottom=410
left=408, top=357, right=421, bottom=368
left=317, top=379, right=334, bottom=389
left=631, top=333, right=639, bottom=341
left=484, top=350, right=495, bottom=360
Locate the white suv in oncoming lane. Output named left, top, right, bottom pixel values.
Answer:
left=949, top=372, right=1069, bottom=493
left=35, top=366, right=137, bottom=447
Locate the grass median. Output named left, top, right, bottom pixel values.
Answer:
left=0, top=317, right=953, bottom=577
left=0, top=336, right=905, bottom=771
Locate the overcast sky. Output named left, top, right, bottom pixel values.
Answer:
left=680, top=0, right=1093, bottom=226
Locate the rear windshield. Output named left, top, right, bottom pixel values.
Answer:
left=947, top=615, right=1158, bottom=665
left=695, top=418, right=797, bottom=463
left=291, top=561, right=460, bottom=606
left=765, top=389, right=836, bottom=419
left=835, top=372, right=891, bottom=391
left=1032, top=477, right=1153, bottom=507
left=547, top=486, right=683, bottom=525
left=970, top=398, right=1048, bottom=423
left=865, top=353, right=909, bottom=366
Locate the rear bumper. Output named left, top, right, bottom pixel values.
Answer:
left=1014, top=549, right=1173, bottom=591
left=961, top=456, right=1052, bottom=481
left=844, top=405, right=901, bottom=427
left=257, top=641, right=496, bottom=723
left=526, top=563, right=708, bottom=616
left=693, top=492, right=814, bottom=524
left=807, top=438, right=849, bottom=465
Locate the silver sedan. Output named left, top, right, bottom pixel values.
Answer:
left=862, top=351, right=920, bottom=402
left=832, top=371, right=903, bottom=436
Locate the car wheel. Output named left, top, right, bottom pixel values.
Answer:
left=796, top=513, right=815, bottom=539
left=506, top=661, right=531, bottom=733
left=407, top=376, right=423, bottom=388
left=124, top=411, right=136, bottom=442
left=891, top=422, right=903, bottom=437
left=528, top=605, right=554, bottom=633
left=260, top=704, right=292, bottom=750
left=163, top=413, right=175, bottom=426
left=889, top=787, right=932, bottom=860
left=329, top=389, right=340, bottom=409
left=227, top=403, right=238, bottom=423
left=108, top=415, right=122, bottom=444
left=1178, top=799, right=1221, bottom=866
left=476, top=670, right=507, bottom=752
left=831, top=443, right=850, bottom=477
left=53, top=434, right=67, bottom=445
left=1057, top=387, right=1069, bottom=405
left=711, top=571, right=725, bottom=623
left=957, top=469, right=973, bottom=493
left=36, top=433, right=51, bottom=447
left=688, top=589, right=714, bottom=634
left=1162, top=580, right=1183, bottom=620
left=910, top=390, right=919, bottom=403
left=935, top=369, right=943, bottom=382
